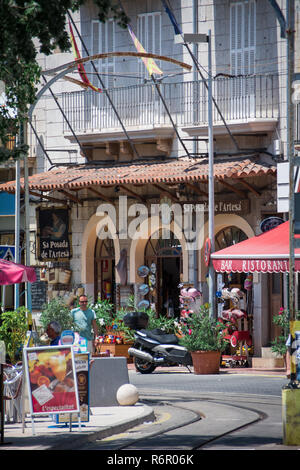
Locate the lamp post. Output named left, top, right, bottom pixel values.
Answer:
left=175, top=31, right=215, bottom=318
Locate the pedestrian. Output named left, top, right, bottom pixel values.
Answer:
left=46, top=321, right=61, bottom=346
left=71, top=294, right=99, bottom=353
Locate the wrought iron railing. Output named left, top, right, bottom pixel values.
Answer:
left=60, top=74, right=280, bottom=133
left=296, top=102, right=300, bottom=145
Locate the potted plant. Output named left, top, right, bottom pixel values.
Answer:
left=92, top=298, right=115, bottom=335
left=179, top=304, right=229, bottom=374
left=270, top=307, right=300, bottom=370
left=270, top=308, right=290, bottom=362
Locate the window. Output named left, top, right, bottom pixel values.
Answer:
left=91, top=19, right=115, bottom=89
left=137, top=12, right=161, bottom=77
left=230, top=1, right=256, bottom=98
left=230, top=0, right=256, bottom=76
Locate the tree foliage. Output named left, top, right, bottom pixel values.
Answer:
left=0, top=0, right=129, bottom=163
left=0, top=307, right=28, bottom=363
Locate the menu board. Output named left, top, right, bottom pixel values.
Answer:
left=56, top=353, right=90, bottom=423
left=30, top=268, right=47, bottom=311
left=24, top=346, right=80, bottom=416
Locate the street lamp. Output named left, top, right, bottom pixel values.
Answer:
left=175, top=31, right=215, bottom=318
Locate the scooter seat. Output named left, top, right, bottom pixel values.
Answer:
left=141, top=328, right=179, bottom=345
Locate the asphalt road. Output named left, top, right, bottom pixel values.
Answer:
left=129, top=368, right=288, bottom=397
left=78, top=370, right=290, bottom=452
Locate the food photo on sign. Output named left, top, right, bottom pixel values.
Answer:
left=24, top=346, right=80, bottom=415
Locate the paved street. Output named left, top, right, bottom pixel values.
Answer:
left=129, top=367, right=287, bottom=397
left=77, top=368, right=292, bottom=451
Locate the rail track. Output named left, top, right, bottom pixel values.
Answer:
left=78, top=389, right=280, bottom=451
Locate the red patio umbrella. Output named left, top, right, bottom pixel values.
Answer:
left=211, top=221, right=300, bottom=273
left=0, top=259, right=37, bottom=285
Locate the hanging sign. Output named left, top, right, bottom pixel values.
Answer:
left=36, top=207, right=72, bottom=261
left=24, top=345, right=80, bottom=416
left=260, top=216, right=284, bottom=233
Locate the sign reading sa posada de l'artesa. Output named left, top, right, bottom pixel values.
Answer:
left=36, top=207, right=72, bottom=261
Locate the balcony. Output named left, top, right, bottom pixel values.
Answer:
left=60, top=73, right=280, bottom=140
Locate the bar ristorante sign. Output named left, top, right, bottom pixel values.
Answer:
left=37, top=207, right=72, bottom=261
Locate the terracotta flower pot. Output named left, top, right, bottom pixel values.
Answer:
left=191, top=350, right=221, bottom=374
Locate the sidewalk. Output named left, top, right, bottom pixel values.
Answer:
left=127, top=362, right=288, bottom=377
left=1, top=403, right=155, bottom=450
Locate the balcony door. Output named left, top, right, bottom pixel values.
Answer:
left=230, top=0, right=256, bottom=119
left=88, top=19, right=116, bottom=128
left=137, top=12, right=162, bottom=124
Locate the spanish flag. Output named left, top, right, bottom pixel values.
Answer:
left=69, top=21, right=102, bottom=93
left=128, top=24, right=163, bottom=76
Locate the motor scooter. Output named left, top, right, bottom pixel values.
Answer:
left=123, top=311, right=192, bottom=374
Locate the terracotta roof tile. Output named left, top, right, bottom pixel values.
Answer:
left=0, top=156, right=276, bottom=193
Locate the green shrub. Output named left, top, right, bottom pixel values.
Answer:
left=0, top=307, right=28, bottom=363
left=39, top=297, right=76, bottom=332
left=92, top=298, right=115, bottom=335
left=179, top=305, right=228, bottom=352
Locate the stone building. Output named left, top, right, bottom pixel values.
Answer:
left=1, top=0, right=299, bottom=360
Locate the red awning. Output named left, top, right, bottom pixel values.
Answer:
left=0, top=259, right=37, bottom=285
left=211, top=221, right=300, bottom=273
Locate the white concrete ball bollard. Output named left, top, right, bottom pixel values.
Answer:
left=116, top=384, right=139, bottom=406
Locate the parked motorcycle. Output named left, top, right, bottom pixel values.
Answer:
left=123, top=311, right=192, bottom=374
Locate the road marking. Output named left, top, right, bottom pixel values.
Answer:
left=100, top=411, right=172, bottom=442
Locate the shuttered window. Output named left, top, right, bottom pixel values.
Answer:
left=91, top=19, right=115, bottom=89
left=230, top=1, right=256, bottom=95
left=137, top=12, right=161, bottom=77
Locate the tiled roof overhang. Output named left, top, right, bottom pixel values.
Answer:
left=0, top=156, right=276, bottom=193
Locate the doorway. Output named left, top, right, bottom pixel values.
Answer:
left=268, top=273, right=283, bottom=344
left=145, top=229, right=182, bottom=317
left=94, top=237, right=115, bottom=305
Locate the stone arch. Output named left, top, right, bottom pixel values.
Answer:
left=198, top=214, right=255, bottom=282
left=129, top=215, right=189, bottom=284
left=81, top=214, right=121, bottom=296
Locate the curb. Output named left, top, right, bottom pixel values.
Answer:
left=50, top=405, right=155, bottom=450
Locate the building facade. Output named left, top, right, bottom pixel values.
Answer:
left=1, top=0, right=299, bottom=359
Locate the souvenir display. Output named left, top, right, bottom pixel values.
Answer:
left=138, top=283, right=150, bottom=295
left=137, top=299, right=150, bottom=309
left=244, top=274, right=253, bottom=291
left=137, top=265, right=150, bottom=278
left=150, top=263, right=156, bottom=274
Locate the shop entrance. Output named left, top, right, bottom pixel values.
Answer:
left=215, top=226, right=249, bottom=303
left=268, top=273, right=283, bottom=344
left=145, top=229, right=182, bottom=318
left=215, top=225, right=254, bottom=360
left=94, top=237, right=115, bottom=305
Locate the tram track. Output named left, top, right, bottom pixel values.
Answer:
left=119, top=398, right=267, bottom=450
left=82, top=390, right=277, bottom=451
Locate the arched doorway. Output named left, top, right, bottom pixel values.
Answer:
left=215, top=225, right=249, bottom=301
left=94, top=236, right=115, bottom=305
left=145, top=228, right=182, bottom=317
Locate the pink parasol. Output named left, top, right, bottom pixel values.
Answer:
left=0, top=259, right=37, bottom=285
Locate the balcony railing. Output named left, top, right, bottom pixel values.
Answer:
left=296, top=103, right=300, bottom=145
left=60, top=74, right=280, bottom=134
